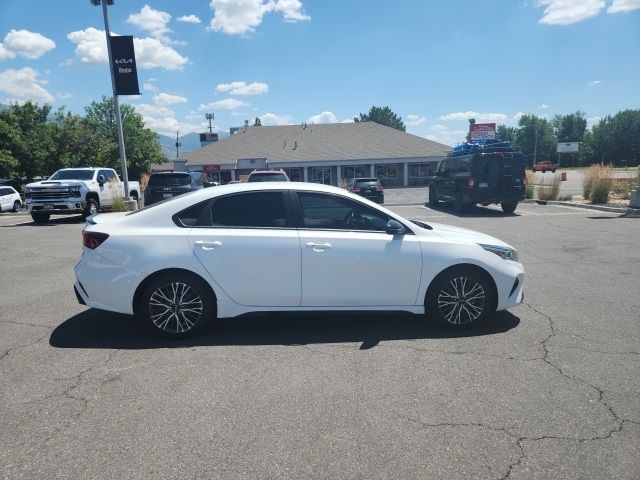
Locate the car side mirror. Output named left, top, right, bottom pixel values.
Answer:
left=385, top=219, right=405, bottom=235
left=97, top=174, right=105, bottom=185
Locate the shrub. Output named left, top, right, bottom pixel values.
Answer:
left=610, top=178, right=635, bottom=200
left=108, top=178, right=128, bottom=212
left=537, top=173, right=561, bottom=201
left=583, top=164, right=612, bottom=201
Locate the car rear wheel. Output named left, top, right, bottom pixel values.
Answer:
left=501, top=202, right=518, bottom=214
left=13, top=201, right=22, bottom=213
left=139, top=273, right=214, bottom=338
left=31, top=213, right=50, bottom=223
left=428, top=186, right=438, bottom=207
left=427, top=267, right=494, bottom=329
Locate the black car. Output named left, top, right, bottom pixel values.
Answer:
left=144, top=172, right=212, bottom=206
left=346, top=177, right=384, bottom=204
left=427, top=143, right=525, bottom=214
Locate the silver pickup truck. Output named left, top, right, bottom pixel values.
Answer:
left=24, top=168, right=139, bottom=223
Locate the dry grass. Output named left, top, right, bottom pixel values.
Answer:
left=107, top=178, right=127, bottom=212
left=139, top=172, right=150, bottom=192
left=537, top=173, right=561, bottom=201
left=610, top=178, right=635, bottom=200
left=525, top=171, right=535, bottom=199
left=583, top=164, right=613, bottom=204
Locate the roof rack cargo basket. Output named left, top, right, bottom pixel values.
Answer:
left=450, top=140, right=518, bottom=156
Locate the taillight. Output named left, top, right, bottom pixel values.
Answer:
left=376, top=186, right=384, bottom=191
left=467, top=177, right=475, bottom=189
left=82, top=231, right=109, bottom=249
left=352, top=187, right=361, bottom=192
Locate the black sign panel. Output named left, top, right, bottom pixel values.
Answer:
left=109, top=35, right=140, bottom=96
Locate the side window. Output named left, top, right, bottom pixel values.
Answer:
left=438, top=160, right=447, bottom=173
left=103, top=170, right=118, bottom=181
left=0, top=187, right=10, bottom=195
left=174, top=200, right=212, bottom=227
left=297, top=192, right=390, bottom=232
left=210, top=192, right=288, bottom=228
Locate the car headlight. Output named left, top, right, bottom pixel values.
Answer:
left=70, top=187, right=82, bottom=197
left=479, top=244, right=519, bottom=262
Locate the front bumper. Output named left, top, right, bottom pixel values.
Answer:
left=28, top=200, right=86, bottom=214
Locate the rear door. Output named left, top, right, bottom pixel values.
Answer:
left=187, top=190, right=302, bottom=307
left=0, top=187, right=11, bottom=211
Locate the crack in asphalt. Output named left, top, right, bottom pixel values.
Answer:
left=0, top=329, right=52, bottom=362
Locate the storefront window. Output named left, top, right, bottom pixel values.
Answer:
left=282, top=167, right=304, bottom=182
left=409, top=163, right=431, bottom=178
left=310, top=167, right=332, bottom=184
left=375, top=164, right=400, bottom=179
left=342, top=165, right=368, bottom=179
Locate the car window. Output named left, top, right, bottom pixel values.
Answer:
left=49, top=169, right=95, bottom=181
left=0, top=187, right=10, bottom=195
left=149, top=174, right=191, bottom=187
left=209, top=192, right=288, bottom=228
left=101, top=170, right=118, bottom=182
left=297, top=192, right=390, bottom=231
left=174, top=200, right=211, bottom=227
left=248, top=173, right=287, bottom=182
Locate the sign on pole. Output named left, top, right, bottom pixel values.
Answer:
left=556, top=142, right=579, bottom=153
left=109, top=36, right=140, bottom=96
left=470, top=123, right=496, bottom=142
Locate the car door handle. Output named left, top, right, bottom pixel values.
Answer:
left=194, top=240, right=222, bottom=251
left=305, top=242, right=331, bottom=251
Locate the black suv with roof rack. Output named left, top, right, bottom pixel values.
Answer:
left=427, top=141, right=525, bottom=214
left=144, top=171, right=213, bottom=206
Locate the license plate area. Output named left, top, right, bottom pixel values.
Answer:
left=163, top=193, right=172, bottom=198
left=44, top=203, right=54, bottom=209
left=478, top=182, right=488, bottom=188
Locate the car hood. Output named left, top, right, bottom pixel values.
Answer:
left=427, top=222, right=514, bottom=250
left=26, top=180, right=88, bottom=188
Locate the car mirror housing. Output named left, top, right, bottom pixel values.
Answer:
left=385, top=219, right=405, bottom=235
left=97, top=174, right=105, bottom=185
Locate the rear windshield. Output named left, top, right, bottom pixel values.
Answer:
left=354, top=178, right=380, bottom=185
left=148, top=174, right=191, bottom=186
left=248, top=173, right=287, bottom=182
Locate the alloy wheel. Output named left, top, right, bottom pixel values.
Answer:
left=148, top=282, right=204, bottom=334
left=437, top=276, right=486, bottom=325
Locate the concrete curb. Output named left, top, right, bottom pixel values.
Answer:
left=522, top=199, right=630, bottom=214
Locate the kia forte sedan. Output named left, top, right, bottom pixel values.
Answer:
left=74, top=182, right=524, bottom=338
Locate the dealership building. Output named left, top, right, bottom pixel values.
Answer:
left=184, top=122, right=450, bottom=187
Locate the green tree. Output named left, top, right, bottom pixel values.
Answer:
left=496, top=125, right=517, bottom=143
left=0, top=149, right=19, bottom=179
left=354, top=106, right=406, bottom=131
left=551, top=111, right=587, bottom=143
left=515, top=114, right=557, bottom=167
left=586, top=109, right=640, bottom=167
left=83, top=96, right=164, bottom=179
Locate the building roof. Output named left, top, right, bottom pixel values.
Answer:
left=185, top=122, right=450, bottom=166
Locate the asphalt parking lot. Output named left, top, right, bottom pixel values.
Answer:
left=1, top=202, right=639, bottom=479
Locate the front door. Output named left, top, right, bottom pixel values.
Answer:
left=188, top=191, right=302, bottom=307
left=294, top=191, right=422, bottom=307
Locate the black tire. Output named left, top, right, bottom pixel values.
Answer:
left=139, top=273, right=215, bottom=339
left=551, top=169, right=556, bottom=173
left=13, top=201, right=22, bottom=213
left=453, top=191, right=468, bottom=213
left=82, top=198, right=99, bottom=219
left=428, top=186, right=438, bottom=207
left=426, top=267, right=495, bottom=330
left=31, top=213, right=50, bottom=223
left=501, top=202, right=518, bottom=214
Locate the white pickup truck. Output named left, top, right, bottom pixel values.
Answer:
left=24, top=168, right=139, bottom=223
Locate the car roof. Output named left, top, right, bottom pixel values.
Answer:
left=249, top=170, right=286, bottom=174
left=150, top=171, right=191, bottom=175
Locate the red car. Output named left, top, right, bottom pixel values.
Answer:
left=532, top=161, right=559, bottom=173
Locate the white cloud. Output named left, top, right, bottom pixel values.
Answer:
left=199, top=98, right=250, bottom=110
left=587, top=116, right=602, bottom=128
left=209, top=0, right=310, bottom=35
left=0, top=67, right=54, bottom=103
left=588, top=80, right=601, bottom=87
left=425, top=124, right=466, bottom=147
left=341, top=117, right=355, bottom=123
left=539, top=103, right=551, bottom=109
left=440, top=111, right=508, bottom=123
left=215, top=81, right=269, bottom=95
left=177, top=14, right=202, bottom=24
left=406, top=114, right=426, bottom=126
left=66, top=28, right=188, bottom=70
left=513, top=112, right=526, bottom=122
left=126, top=4, right=171, bottom=39
left=0, top=30, right=55, bottom=60
left=133, top=103, right=174, bottom=117
left=143, top=82, right=158, bottom=92
left=141, top=115, right=203, bottom=135
left=260, top=112, right=292, bottom=125
left=536, top=0, right=604, bottom=25
left=307, top=111, right=336, bottom=124
left=153, top=92, right=187, bottom=105
left=56, top=91, right=73, bottom=100
left=607, top=0, right=640, bottom=13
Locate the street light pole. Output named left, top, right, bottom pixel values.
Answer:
left=533, top=124, right=539, bottom=165
left=98, top=0, right=130, bottom=198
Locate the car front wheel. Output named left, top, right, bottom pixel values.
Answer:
left=427, top=267, right=494, bottom=329
left=428, top=186, right=438, bottom=207
left=139, top=273, right=214, bottom=338
left=501, top=202, right=518, bottom=214
left=13, top=201, right=22, bottom=213
left=82, top=198, right=99, bottom=219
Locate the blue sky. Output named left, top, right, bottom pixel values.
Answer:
left=0, top=0, right=638, bottom=145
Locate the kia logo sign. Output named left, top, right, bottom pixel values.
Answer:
left=108, top=36, right=140, bottom=96
left=115, top=59, right=133, bottom=64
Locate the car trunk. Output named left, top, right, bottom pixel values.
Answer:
left=472, top=153, right=525, bottom=201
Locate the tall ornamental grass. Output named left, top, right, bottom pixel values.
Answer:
left=583, top=165, right=613, bottom=204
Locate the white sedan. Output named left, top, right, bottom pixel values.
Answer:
left=74, top=182, right=524, bottom=338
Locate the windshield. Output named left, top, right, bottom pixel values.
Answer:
left=354, top=178, right=380, bottom=186
left=148, top=174, right=191, bottom=187
left=49, top=170, right=94, bottom=181
left=247, top=173, right=287, bottom=182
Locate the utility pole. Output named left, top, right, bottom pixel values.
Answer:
left=94, top=0, right=131, bottom=199
left=175, top=131, right=181, bottom=158
left=205, top=113, right=214, bottom=134
left=533, top=124, right=539, bottom=165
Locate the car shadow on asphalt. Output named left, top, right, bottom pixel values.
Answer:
left=1, top=215, right=85, bottom=227
left=49, top=309, right=520, bottom=350
left=426, top=203, right=520, bottom=218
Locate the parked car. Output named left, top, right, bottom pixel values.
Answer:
left=24, top=168, right=140, bottom=223
left=75, top=183, right=524, bottom=338
left=246, top=169, right=290, bottom=182
left=532, top=161, right=559, bottom=173
left=428, top=144, right=525, bottom=214
left=0, top=186, right=22, bottom=213
left=346, top=177, right=384, bottom=203
left=144, top=172, right=212, bottom=206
